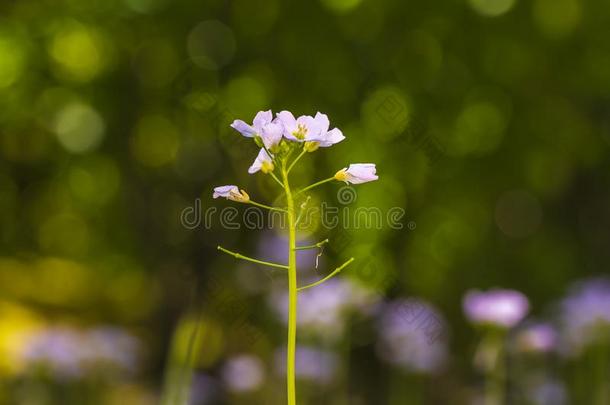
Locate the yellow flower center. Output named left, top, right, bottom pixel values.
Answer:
left=334, top=169, right=348, bottom=182
left=293, top=123, right=308, bottom=140
left=261, top=161, right=275, bottom=174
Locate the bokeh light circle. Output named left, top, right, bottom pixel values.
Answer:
left=320, top=0, right=362, bottom=14
left=131, top=115, right=180, bottom=167
left=361, top=86, right=410, bottom=142
left=53, top=102, right=105, bottom=153
left=468, top=0, right=516, bottom=17
left=49, top=22, right=109, bottom=82
left=451, top=101, right=508, bottom=155
left=0, top=34, right=26, bottom=89
left=124, top=0, right=168, bottom=14
left=187, top=20, right=236, bottom=70
left=533, top=0, right=581, bottom=38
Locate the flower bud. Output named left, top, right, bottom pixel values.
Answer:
left=213, top=185, right=250, bottom=203
left=334, top=164, right=378, bottom=184
left=304, top=141, right=320, bottom=152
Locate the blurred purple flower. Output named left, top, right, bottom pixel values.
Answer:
left=376, top=299, right=448, bottom=374
left=190, top=373, right=221, bottom=405
left=22, top=325, right=140, bottom=380
left=22, top=328, right=83, bottom=379
left=258, top=232, right=319, bottom=270
left=85, top=326, right=140, bottom=372
left=514, top=323, right=558, bottom=353
left=463, top=289, right=529, bottom=328
left=528, top=378, right=567, bottom=405
left=274, top=346, right=338, bottom=384
left=560, top=277, right=610, bottom=354
left=221, top=354, right=265, bottom=393
left=269, top=277, right=380, bottom=341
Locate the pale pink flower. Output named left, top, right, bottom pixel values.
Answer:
left=334, top=164, right=378, bottom=184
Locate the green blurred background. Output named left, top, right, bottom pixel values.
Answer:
left=1, top=0, right=609, bottom=403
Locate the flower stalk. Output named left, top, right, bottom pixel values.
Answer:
left=297, top=257, right=354, bottom=292
left=287, top=147, right=307, bottom=174
left=217, top=246, right=288, bottom=269
left=247, top=200, right=288, bottom=213
left=293, top=238, right=329, bottom=251
left=281, top=160, right=298, bottom=405
left=213, top=109, right=378, bottom=405
left=296, top=177, right=335, bottom=195
left=482, top=330, right=506, bottom=405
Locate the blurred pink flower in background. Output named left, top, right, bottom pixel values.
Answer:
left=514, top=323, right=558, bottom=353
left=376, top=299, right=448, bottom=374
left=21, top=325, right=139, bottom=380
left=274, top=346, right=338, bottom=385
left=221, top=354, right=265, bottom=393
left=269, top=277, right=380, bottom=341
left=559, top=277, right=610, bottom=355
left=463, top=289, right=530, bottom=328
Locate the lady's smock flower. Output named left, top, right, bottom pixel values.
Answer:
left=277, top=110, right=344, bottom=146
left=305, top=112, right=345, bottom=148
left=231, top=110, right=283, bottom=149
left=248, top=148, right=275, bottom=174
left=213, top=185, right=250, bottom=203
left=334, top=164, right=378, bottom=184
left=276, top=111, right=318, bottom=142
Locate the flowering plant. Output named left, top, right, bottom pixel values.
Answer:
left=463, top=288, right=530, bottom=405
left=213, top=110, right=377, bottom=404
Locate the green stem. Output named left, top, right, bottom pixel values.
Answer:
left=248, top=200, right=287, bottom=213
left=294, top=239, right=329, bottom=251
left=270, top=172, right=286, bottom=189
left=297, top=257, right=354, bottom=291
left=217, top=246, right=288, bottom=269
left=287, top=148, right=307, bottom=174
left=282, top=164, right=298, bottom=405
left=483, top=330, right=506, bottom=405
left=296, top=177, right=335, bottom=195
left=595, top=337, right=609, bottom=405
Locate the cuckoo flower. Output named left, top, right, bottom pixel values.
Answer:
left=248, top=148, right=275, bottom=174
left=277, top=111, right=345, bottom=150
left=216, top=109, right=378, bottom=405
left=305, top=112, right=345, bottom=150
left=277, top=111, right=319, bottom=142
left=334, top=164, right=378, bottom=184
left=231, top=110, right=283, bottom=150
left=212, top=185, right=250, bottom=203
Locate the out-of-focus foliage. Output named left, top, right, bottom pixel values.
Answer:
left=1, top=0, right=610, bottom=403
